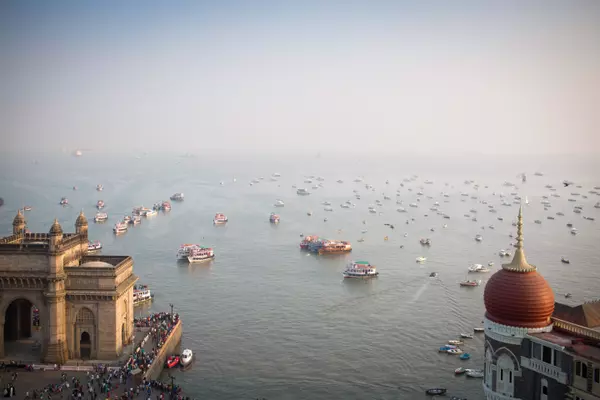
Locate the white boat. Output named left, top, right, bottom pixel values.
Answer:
left=269, top=213, right=280, bottom=223
left=416, top=256, right=427, bottom=263
left=447, top=348, right=463, bottom=355
left=94, top=212, right=108, bottom=223
left=187, top=247, right=215, bottom=263
left=87, top=240, right=102, bottom=251
left=133, top=285, right=153, bottom=306
left=177, top=244, right=201, bottom=260
left=322, top=201, right=332, bottom=206
left=475, top=234, right=483, bottom=242
left=324, top=206, right=333, bottom=212
left=409, top=203, right=418, bottom=208
left=143, top=209, right=157, bottom=217
left=170, top=192, right=184, bottom=201
left=296, top=188, right=311, bottom=195
left=343, top=261, right=378, bottom=278
left=570, top=228, right=578, bottom=235
left=466, top=370, right=484, bottom=378
left=131, top=215, right=141, bottom=225
left=113, top=222, right=128, bottom=234
left=499, top=249, right=511, bottom=257
left=460, top=280, right=481, bottom=287
left=468, top=264, right=490, bottom=273
left=96, top=200, right=105, bottom=209
left=181, top=349, right=193, bottom=366
left=213, top=213, right=228, bottom=224
left=473, top=327, right=485, bottom=333
left=96, top=184, right=103, bottom=191
left=460, top=333, right=474, bottom=339
left=448, top=340, right=463, bottom=345
left=274, top=199, right=285, bottom=207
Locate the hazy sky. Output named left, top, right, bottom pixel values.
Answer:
left=1, top=1, right=599, bottom=155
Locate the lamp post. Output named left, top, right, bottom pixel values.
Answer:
left=169, top=303, right=174, bottom=317
left=169, top=374, right=176, bottom=399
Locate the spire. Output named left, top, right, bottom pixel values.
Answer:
left=502, top=205, right=536, bottom=272
left=49, top=218, right=63, bottom=236
left=76, top=209, right=88, bottom=226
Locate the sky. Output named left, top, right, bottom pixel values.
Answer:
left=1, top=0, right=599, bottom=155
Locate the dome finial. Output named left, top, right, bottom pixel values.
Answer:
left=502, top=205, right=536, bottom=272
left=49, top=218, right=63, bottom=235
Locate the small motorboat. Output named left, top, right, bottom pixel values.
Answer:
left=23, top=206, right=32, bottom=211
left=454, top=367, right=466, bottom=375
left=565, top=293, right=572, bottom=298
left=448, top=340, right=463, bottom=345
left=459, top=353, right=471, bottom=360
left=416, top=256, right=427, bottom=263
left=429, top=272, right=438, bottom=278
left=87, top=241, right=102, bottom=252
left=460, top=333, right=474, bottom=339
left=426, top=388, right=447, bottom=396
left=439, top=345, right=457, bottom=352
left=165, top=356, right=180, bottom=369
left=466, top=370, right=484, bottom=378
left=473, top=327, right=485, bottom=333
left=561, top=257, right=570, bottom=264
left=460, top=280, right=481, bottom=287
left=180, top=349, right=193, bottom=366
left=447, top=348, right=463, bottom=355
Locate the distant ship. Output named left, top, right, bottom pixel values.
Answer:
left=74, top=150, right=82, bottom=157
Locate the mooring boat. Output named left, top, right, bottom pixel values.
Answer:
left=170, top=192, right=184, bottom=201
left=177, top=244, right=200, bottom=260
left=113, top=222, right=128, bottom=234
left=317, top=240, right=352, bottom=255
left=96, top=184, right=103, bottom=191
left=96, top=200, right=105, bottom=209
left=165, top=356, right=180, bottom=369
left=87, top=241, right=102, bottom=251
left=180, top=349, right=193, bottom=366
left=133, top=285, right=153, bottom=306
left=187, top=247, right=215, bottom=263
left=460, top=279, right=481, bottom=287
left=213, top=213, right=228, bottom=224
left=343, top=261, right=378, bottom=278
left=269, top=213, right=280, bottom=223
left=60, top=197, right=69, bottom=206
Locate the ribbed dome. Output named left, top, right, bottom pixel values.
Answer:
left=49, top=218, right=63, bottom=235
left=13, top=210, right=25, bottom=226
left=75, top=210, right=88, bottom=226
left=484, top=269, right=555, bottom=328
left=483, top=206, right=555, bottom=328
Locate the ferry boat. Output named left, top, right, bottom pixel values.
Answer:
left=177, top=244, right=201, bottom=260
left=269, top=213, right=280, bottom=223
left=468, top=264, right=490, bottom=273
left=170, top=192, right=184, bottom=201
left=274, top=199, right=285, bottom=207
left=300, top=236, right=319, bottom=249
left=87, top=240, right=102, bottom=251
left=60, top=197, right=69, bottom=206
left=460, top=280, right=481, bottom=287
left=23, top=206, right=32, bottom=211
left=113, top=222, right=128, bottom=234
left=143, top=208, right=157, bottom=217
left=131, top=215, right=141, bottom=225
left=213, top=213, right=228, bottom=224
left=161, top=201, right=171, bottom=211
left=96, top=184, right=103, bottom=191
left=343, top=261, right=378, bottom=278
left=420, top=238, right=431, bottom=245
left=96, top=200, right=105, bottom=209
left=94, top=212, right=108, bottom=222
left=296, top=188, right=311, bottom=195
left=187, top=247, right=215, bottom=263
left=133, top=285, right=153, bottom=306
left=317, top=240, right=352, bottom=255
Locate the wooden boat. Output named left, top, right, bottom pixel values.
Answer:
left=448, top=340, right=463, bottom=345
left=426, top=388, right=447, bottom=396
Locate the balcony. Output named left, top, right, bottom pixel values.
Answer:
left=521, top=357, right=568, bottom=384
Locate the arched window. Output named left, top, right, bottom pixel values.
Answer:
left=485, top=348, right=493, bottom=386
left=496, top=354, right=515, bottom=396
left=76, top=307, right=95, bottom=325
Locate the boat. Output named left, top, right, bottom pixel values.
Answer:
left=74, top=150, right=83, bottom=157
left=570, top=228, right=578, bottom=235
left=165, top=356, right=180, bottom=369
left=455, top=367, right=466, bottom=375
left=23, top=206, right=32, bottom=211
left=161, top=201, right=171, bottom=211
left=96, top=184, right=103, bottom=191
left=96, top=200, right=105, bottom=209
left=343, top=261, right=378, bottom=279
left=439, top=345, right=457, bottom=352
left=460, top=333, right=474, bottom=339
left=113, top=222, right=128, bottom=234
left=447, top=348, right=463, bottom=355
left=318, top=240, right=352, bottom=255
left=561, top=257, right=570, bottom=264
left=466, top=370, right=484, bottom=378
left=429, top=272, right=438, bottom=277
left=170, top=192, right=184, bottom=201
left=274, top=199, right=285, bottom=207
left=131, top=215, right=141, bottom=225
left=416, top=256, right=427, bottom=263
left=177, top=244, right=202, bottom=260
left=468, top=264, right=490, bottom=273
left=499, top=249, right=511, bottom=257
left=213, top=213, right=228, bottom=224
left=459, top=353, right=471, bottom=360
left=425, top=388, right=447, bottom=396
left=296, top=188, right=311, bottom=195
left=324, top=206, right=333, bottom=212
left=133, top=285, right=153, bottom=306
left=87, top=240, right=102, bottom=251
left=307, top=211, right=313, bottom=216
left=60, top=197, right=69, bottom=206
left=460, top=280, right=481, bottom=287
left=187, top=247, right=215, bottom=263
left=448, top=340, right=463, bottom=345
left=94, top=212, right=108, bottom=222
left=475, top=234, right=483, bottom=242
left=299, top=236, right=319, bottom=249
left=143, top=208, right=157, bottom=217
left=419, top=238, right=431, bottom=245
left=269, top=213, right=280, bottom=223
left=595, top=202, right=600, bottom=209
left=180, top=349, right=193, bottom=366
left=473, top=327, right=485, bottom=333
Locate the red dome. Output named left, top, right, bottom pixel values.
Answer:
left=484, top=268, right=555, bottom=328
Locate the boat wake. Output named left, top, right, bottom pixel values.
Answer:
left=409, top=280, right=430, bottom=303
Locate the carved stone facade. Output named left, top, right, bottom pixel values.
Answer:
left=0, top=211, right=138, bottom=363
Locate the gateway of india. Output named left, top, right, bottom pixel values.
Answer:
left=0, top=210, right=138, bottom=363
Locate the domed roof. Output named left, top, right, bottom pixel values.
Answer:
left=483, top=207, right=555, bottom=328
left=81, top=261, right=113, bottom=268
left=13, top=210, right=25, bottom=226
left=75, top=210, right=88, bottom=226
left=49, top=218, right=63, bottom=235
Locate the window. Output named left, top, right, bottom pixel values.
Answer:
left=553, top=349, right=560, bottom=367
left=542, top=386, right=548, bottom=395
left=582, top=363, right=588, bottom=377
left=509, top=371, right=512, bottom=383
left=532, top=342, right=541, bottom=359
left=500, top=369, right=504, bottom=380
left=542, top=346, right=552, bottom=364
left=595, top=368, right=599, bottom=383
left=576, top=361, right=581, bottom=376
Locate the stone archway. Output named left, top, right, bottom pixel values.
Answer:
left=80, top=332, right=91, bottom=359
left=1, top=296, right=46, bottom=361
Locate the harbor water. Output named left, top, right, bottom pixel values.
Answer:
left=1, top=152, right=599, bottom=399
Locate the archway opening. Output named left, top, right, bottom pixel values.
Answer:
left=3, top=299, right=42, bottom=360
left=121, top=323, right=126, bottom=347
left=80, top=332, right=91, bottom=359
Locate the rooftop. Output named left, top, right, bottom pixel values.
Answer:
left=554, top=301, right=600, bottom=330
left=529, top=331, right=600, bottom=363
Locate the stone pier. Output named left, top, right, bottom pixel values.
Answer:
left=143, top=319, right=182, bottom=380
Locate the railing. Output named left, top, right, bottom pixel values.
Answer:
left=520, top=356, right=568, bottom=384
left=552, top=318, right=600, bottom=341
